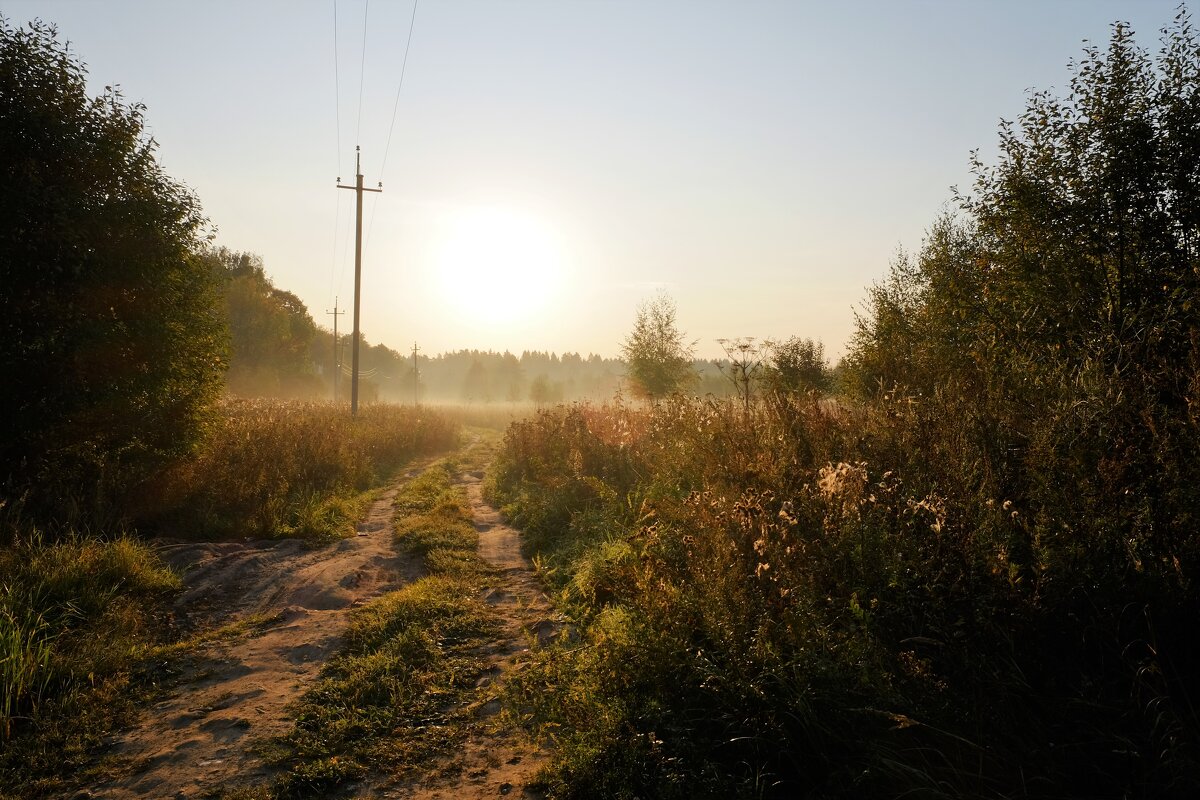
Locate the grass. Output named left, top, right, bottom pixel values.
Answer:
left=134, top=399, right=460, bottom=542
left=0, top=532, right=182, bottom=798
left=223, top=455, right=502, bottom=798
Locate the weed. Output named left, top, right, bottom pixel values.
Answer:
left=490, top=397, right=1200, bottom=798
left=134, top=399, right=459, bottom=541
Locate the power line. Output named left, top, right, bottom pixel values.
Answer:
left=330, top=0, right=344, bottom=303
left=367, top=0, right=420, bottom=247
left=332, top=0, right=342, bottom=171
left=356, top=0, right=370, bottom=147
left=379, top=0, right=420, bottom=180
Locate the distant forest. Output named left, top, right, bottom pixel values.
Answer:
left=212, top=248, right=743, bottom=404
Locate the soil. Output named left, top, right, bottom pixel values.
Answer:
left=81, top=458, right=554, bottom=799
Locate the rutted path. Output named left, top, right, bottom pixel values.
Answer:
left=362, top=466, right=556, bottom=800
left=89, top=476, right=424, bottom=799
left=83, top=445, right=557, bottom=799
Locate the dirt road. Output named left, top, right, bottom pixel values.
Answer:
left=366, top=468, right=553, bottom=800
left=85, top=456, right=553, bottom=799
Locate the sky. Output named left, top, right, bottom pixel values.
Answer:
left=4, top=0, right=1189, bottom=360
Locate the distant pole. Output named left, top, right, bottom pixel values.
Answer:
left=337, top=146, right=382, bottom=416
left=326, top=298, right=345, bottom=404
left=412, top=341, right=420, bottom=406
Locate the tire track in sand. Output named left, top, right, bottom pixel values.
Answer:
left=86, top=475, right=424, bottom=800
left=364, top=466, right=560, bottom=800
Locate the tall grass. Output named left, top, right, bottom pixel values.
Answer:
left=135, top=399, right=459, bottom=540
left=490, top=396, right=1200, bottom=799
left=0, top=400, right=460, bottom=795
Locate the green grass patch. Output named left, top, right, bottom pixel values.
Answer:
left=0, top=533, right=183, bottom=798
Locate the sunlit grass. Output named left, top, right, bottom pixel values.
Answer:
left=0, top=533, right=182, bottom=795
left=0, top=400, right=462, bottom=796
left=489, top=396, right=1200, bottom=798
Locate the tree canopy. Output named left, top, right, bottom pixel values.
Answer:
left=621, top=292, right=696, bottom=399
left=0, top=18, right=227, bottom=521
left=844, top=11, right=1200, bottom=592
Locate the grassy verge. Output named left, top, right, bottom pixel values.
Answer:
left=231, top=457, right=500, bottom=799
left=0, top=533, right=181, bottom=798
left=0, top=401, right=462, bottom=797
left=489, top=398, right=1200, bottom=799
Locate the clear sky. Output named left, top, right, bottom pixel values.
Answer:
left=4, top=1, right=1188, bottom=360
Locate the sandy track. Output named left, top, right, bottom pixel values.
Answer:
left=82, top=456, right=556, bottom=800
left=86, top=478, right=422, bottom=800
left=364, top=469, right=556, bottom=800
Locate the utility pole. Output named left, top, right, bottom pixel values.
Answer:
left=326, top=298, right=345, bottom=404
left=337, top=145, right=382, bottom=416
left=411, top=341, right=420, bottom=406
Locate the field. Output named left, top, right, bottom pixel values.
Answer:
left=5, top=7, right=1200, bottom=799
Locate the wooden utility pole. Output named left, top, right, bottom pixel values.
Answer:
left=326, top=298, right=345, bottom=404
left=411, top=341, right=420, bottom=406
left=337, top=146, right=382, bottom=416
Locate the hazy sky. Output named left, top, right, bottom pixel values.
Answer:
left=4, top=1, right=1187, bottom=359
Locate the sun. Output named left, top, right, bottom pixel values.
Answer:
left=433, top=206, right=564, bottom=324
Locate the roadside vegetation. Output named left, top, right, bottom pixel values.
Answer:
left=134, top=399, right=458, bottom=542
left=490, top=14, right=1200, bottom=800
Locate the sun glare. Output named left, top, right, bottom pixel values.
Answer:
left=433, top=206, right=564, bottom=325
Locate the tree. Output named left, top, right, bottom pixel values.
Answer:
left=0, top=18, right=227, bottom=522
left=763, top=336, right=831, bottom=395
left=843, top=12, right=1200, bottom=590
left=205, top=248, right=321, bottom=397
left=621, top=291, right=696, bottom=399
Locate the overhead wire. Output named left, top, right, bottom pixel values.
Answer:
left=379, top=0, right=420, bottom=180
left=356, top=0, right=370, bottom=147
left=330, top=0, right=344, bottom=303
left=366, top=0, right=420, bottom=247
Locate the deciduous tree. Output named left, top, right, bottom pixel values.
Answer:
left=621, top=292, right=696, bottom=400
left=0, top=18, right=227, bottom=522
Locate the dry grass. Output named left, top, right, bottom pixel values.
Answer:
left=134, top=399, right=459, bottom=540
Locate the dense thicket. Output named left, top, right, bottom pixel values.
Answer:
left=846, top=13, right=1200, bottom=617
left=0, top=18, right=226, bottom=525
